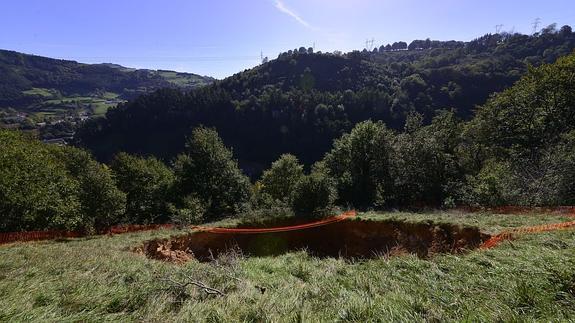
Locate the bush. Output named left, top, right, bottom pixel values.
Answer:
left=291, top=171, right=337, bottom=218
left=240, top=181, right=294, bottom=223
left=323, top=120, right=394, bottom=208
left=464, top=160, right=515, bottom=207
left=0, top=130, right=81, bottom=231
left=260, top=154, right=304, bottom=203
left=50, top=146, right=126, bottom=231
left=0, top=130, right=126, bottom=232
left=173, top=127, right=251, bottom=218
left=111, top=153, right=175, bottom=224
left=168, top=195, right=206, bottom=227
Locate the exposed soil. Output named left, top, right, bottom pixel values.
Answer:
left=136, top=219, right=490, bottom=263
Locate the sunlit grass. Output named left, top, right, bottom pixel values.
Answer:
left=1, top=211, right=574, bottom=321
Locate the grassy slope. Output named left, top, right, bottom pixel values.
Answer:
left=0, top=211, right=574, bottom=322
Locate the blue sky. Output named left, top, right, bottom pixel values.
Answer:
left=1, top=0, right=573, bottom=78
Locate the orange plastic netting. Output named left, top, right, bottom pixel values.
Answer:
left=189, top=210, right=357, bottom=234
left=2, top=208, right=574, bottom=247
left=480, top=207, right=575, bottom=249
left=0, top=211, right=356, bottom=244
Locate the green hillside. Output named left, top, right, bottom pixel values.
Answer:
left=75, top=26, right=575, bottom=175
left=0, top=49, right=214, bottom=137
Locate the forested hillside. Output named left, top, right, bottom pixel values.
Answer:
left=0, top=49, right=214, bottom=135
left=0, top=49, right=214, bottom=107
left=76, top=25, right=575, bottom=175
left=3, top=52, right=575, bottom=232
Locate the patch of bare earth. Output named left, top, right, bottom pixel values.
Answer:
left=136, top=219, right=490, bottom=263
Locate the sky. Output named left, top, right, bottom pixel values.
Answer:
left=1, top=0, right=574, bottom=79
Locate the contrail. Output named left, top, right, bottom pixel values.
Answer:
left=274, top=0, right=312, bottom=29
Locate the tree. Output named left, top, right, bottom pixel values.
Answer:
left=54, top=146, right=126, bottom=231
left=260, top=154, right=304, bottom=202
left=0, top=130, right=125, bottom=232
left=462, top=53, right=575, bottom=206
left=560, top=25, right=573, bottom=36
left=392, top=42, right=408, bottom=50
left=391, top=119, right=451, bottom=206
left=550, top=131, right=575, bottom=204
left=300, top=67, right=315, bottom=91
left=291, top=169, right=337, bottom=218
left=323, top=121, right=395, bottom=208
left=75, top=27, right=575, bottom=177
left=464, top=159, right=514, bottom=206
left=111, top=152, right=175, bottom=224
left=467, top=53, right=575, bottom=160
left=173, top=127, right=251, bottom=218
left=0, top=130, right=81, bottom=231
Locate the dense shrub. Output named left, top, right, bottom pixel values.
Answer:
left=391, top=111, right=463, bottom=206
left=168, top=195, right=206, bottom=227
left=260, top=154, right=304, bottom=203
left=551, top=132, right=575, bottom=204
left=111, top=153, right=175, bottom=224
left=291, top=170, right=337, bottom=218
left=464, top=160, right=515, bottom=206
left=55, top=146, right=126, bottom=231
left=173, top=127, right=251, bottom=218
left=462, top=53, right=575, bottom=206
left=0, top=130, right=125, bottom=232
left=323, top=120, right=394, bottom=208
left=0, top=130, right=81, bottom=231
left=323, top=114, right=464, bottom=208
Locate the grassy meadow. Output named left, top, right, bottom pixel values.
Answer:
left=1, top=211, right=574, bottom=322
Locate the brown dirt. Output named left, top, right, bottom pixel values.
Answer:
left=136, top=219, right=490, bottom=263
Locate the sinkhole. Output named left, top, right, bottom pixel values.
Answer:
left=136, top=218, right=490, bottom=263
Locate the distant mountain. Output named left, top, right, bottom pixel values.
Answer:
left=70, top=25, right=573, bottom=175
left=0, top=49, right=214, bottom=133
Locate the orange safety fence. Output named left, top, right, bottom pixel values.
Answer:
left=0, top=211, right=356, bottom=245
left=2, top=208, right=574, bottom=247
left=480, top=206, right=575, bottom=249
left=0, top=224, right=174, bottom=245
left=0, top=230, right=83, bottom=244
left=189, top=210, right=357, bottom=234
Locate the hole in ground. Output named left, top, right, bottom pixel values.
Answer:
left=136, top=219, right=491, bottom=263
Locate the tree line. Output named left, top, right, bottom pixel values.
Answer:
left=2, top=52, right=574, bottom=232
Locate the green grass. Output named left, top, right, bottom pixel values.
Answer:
left=1, top=211, right=574, bottom=321
left=37, top=94, right=125, bottom=118
left=22, top=88, right=56, bottom=98
left=91, top=101, right=115, bottom=116
left=156, top=71, right=207, bottom=87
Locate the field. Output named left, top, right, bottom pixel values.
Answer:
left=37, top=93, right=124, bottom=118
left=1, top=211, right=574, bottom=322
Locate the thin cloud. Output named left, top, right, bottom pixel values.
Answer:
left=274, top=0, right=312, bottom=29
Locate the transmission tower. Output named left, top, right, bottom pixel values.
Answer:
left=495, top=24, right=504, bottom=34
left=260, top=51, right=268, bottom=64
left=365, top=38, right=375, bottom=51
